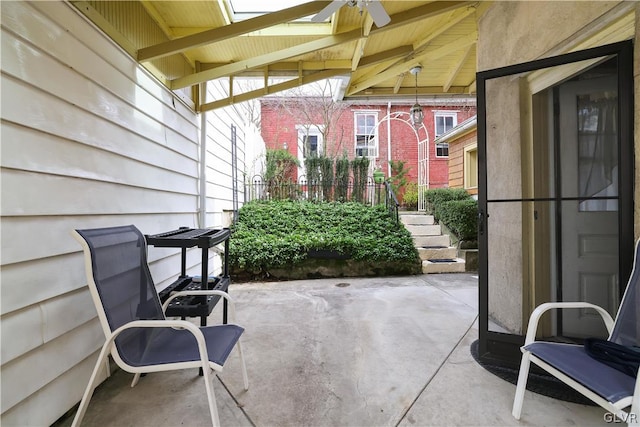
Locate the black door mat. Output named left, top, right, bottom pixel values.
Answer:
left=470, top=340, right=596, bottom=406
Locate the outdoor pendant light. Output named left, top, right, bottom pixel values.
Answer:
left=409, top=65, right=424, bottom=127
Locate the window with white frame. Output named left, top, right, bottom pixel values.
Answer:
left=297, top=126, right=323, bottom=177
left=434, top=112, right=457, bottom=157
left=434, top=112, right=457, bottom=136
left=354, top=112, right=378, bottom=157
left=436, top=142, right=449, bottom=157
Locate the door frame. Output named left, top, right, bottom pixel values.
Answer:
left=476, top=40, right=634, bottom=366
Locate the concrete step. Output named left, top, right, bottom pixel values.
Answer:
left=413, top=235, right=451, bottom=248
left=400, top=214, right=435, bottom=226
left=404, top=224, right=441, bottom=236
left=422, top=258, right=467, bottom=274
left=417, top=246, right=458, bottom=261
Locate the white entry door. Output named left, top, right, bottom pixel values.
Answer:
left=558, top=76, right=619, bottom=338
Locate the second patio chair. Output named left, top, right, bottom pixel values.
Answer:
left=512, top=240, right=640, bottom=425
left=71, top=225, right=249, bottom=427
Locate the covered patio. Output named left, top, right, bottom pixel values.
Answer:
left=57, top=274, right=608, bottom=426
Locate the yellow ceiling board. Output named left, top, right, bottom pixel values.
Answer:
left=139, top=1, right=175, bottom=38
left=170, top=28, right=363, bottom=89
left=151, top=1, right=224, bottom=28
left=73, top=0, right=486, bottom=107
left=138, top=1, right=331, bottom=61
left=347, top=31, right=478, bottom=95
left=358, top=45, right=415, bottom=68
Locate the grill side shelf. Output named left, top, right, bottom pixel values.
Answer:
left=145, top=227, right=230, bottom=248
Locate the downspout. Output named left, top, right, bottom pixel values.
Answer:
left=387, top=101, right=392, bottom=177
left=198, top=78, right=207, bottom=228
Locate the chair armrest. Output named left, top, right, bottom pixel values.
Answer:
left=162, top=290, right=236, bottom=321
left=524, top=302, right=615, bottom=345
left=106, top=319, right=210, bottom=365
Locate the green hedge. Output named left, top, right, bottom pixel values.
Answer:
left=437, top=199, right=478, bottom=241
left=423, top=188, right=477, bottom=241
left=423, top=188, right=471, bottom=219
left=230, top=200, right=420, bottom=275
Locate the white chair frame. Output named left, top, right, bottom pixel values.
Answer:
left=71, top=229, right=249, bottom=427
left=512, top=302, right=640, bottom=424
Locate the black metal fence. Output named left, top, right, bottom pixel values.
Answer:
left=244, top=175, right=400, bottom=224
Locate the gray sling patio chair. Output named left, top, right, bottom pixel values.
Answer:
left=512, top=240, right=640, bottom=425
left=71, top=225, right=248, bottom=427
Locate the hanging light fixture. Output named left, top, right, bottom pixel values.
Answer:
left=409, top=65, right=424, bottom=127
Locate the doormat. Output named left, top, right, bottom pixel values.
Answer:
left=470, top=340, right=596, bottom=406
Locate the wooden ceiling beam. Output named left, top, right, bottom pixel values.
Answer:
left=348, top=86, right=471, bottom=97
left=412, top=6, right=477, bottom=52
left=170, top=29, right=362, bottom=89
left=351, top=14, right=374, bottom=71
left=137, top=1, right=331, bottom=62
left=393, top=75, right=404, bottom=94
left=369, top=1, right=476, bottom=35
left=358, top=45, right=414, bottom=68
left=199, top=60, right=352, bottom=73
left=443, top=43, right=474, bottom=92
left=200, top=69, right=348, bottom=112
left=347, top=31, right=478, bottom=96
left=139, top=1, right=175, bottom=38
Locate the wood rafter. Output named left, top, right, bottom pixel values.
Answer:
left=347, top=31, right=478, bottom=96
left=170, top=29, right=363, bottom=89
left=351, top=14, right=374, bottom=71
left=348, top=86, right=471, bottom=97
left=200, top=69, right=348, bottom=112
left=137, top=1, right=331, bottom=61
left=443, top=43, right=474, bottom=92
left=368, top=1, right=475, bottom=35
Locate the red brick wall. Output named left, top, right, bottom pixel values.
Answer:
left=260, top=99, right=476, bottom=191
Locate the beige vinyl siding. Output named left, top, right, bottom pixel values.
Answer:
left=447, top=132, right=476, bottom=193
left=0, top=2, right=252, bottom=425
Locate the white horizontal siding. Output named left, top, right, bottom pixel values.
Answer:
left=0, top=1, right=244, bottom=425
left=202, top=81, right=250, bottom=227
left=1, top=350, right=105, bottom=427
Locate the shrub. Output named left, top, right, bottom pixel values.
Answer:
left=265, top=148, right=299, bottom=182
left=423, top=188, right=471, bottom=220
left=401, top=182, right=418, bottom=210
left=334, top=156, right=350, bottom=202
left=350, top=157, right=369, bottom=203
left=389, top=160, right=410, bottom=197
left=437, top=199, right=478, bottom=241
left=229, top=200, right=420, bottom=274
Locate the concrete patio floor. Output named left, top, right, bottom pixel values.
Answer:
left=62, top=273, right=610, bottom=427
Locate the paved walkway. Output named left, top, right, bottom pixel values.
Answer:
left=63, top=274, right=609, bottom=426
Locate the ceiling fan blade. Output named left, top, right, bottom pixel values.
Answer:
left=311, top=0, right=345, bottom=23
left=365, top=1, right=391, bottom=27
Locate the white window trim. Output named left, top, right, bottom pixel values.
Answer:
left=354, top=112, right=379, bottom=158
left=463, top=143, right=478, bottom=190
left=435, top=142, right=449, bottom=158
left=434, top=111, right=458, bottom=138
left=296, top=125, right=324, bottom=178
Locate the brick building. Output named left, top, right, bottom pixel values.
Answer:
left=260, top=97, right=476, bottom=193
